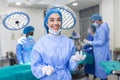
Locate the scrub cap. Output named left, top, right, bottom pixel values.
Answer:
left=90, top=24, right=96, bottom=33
left=44, top=8, right=62, bottom=33
left=90, top=14, right=102, bottom=21
left=23, top=26, right=34, bottom=34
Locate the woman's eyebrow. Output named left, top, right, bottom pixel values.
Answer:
left=49, top=17, right=61, bottom=20
left=49, top=18, right=54, bottom=19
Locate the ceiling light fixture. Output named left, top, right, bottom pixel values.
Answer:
left=72, top=2, right=78, bottom=6
left=15, top=2, right=22, bottom=6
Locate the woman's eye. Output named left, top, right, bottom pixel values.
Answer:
left=58, top=19, right=61, bottom=21
left=50, top=19, right=54, bottom=21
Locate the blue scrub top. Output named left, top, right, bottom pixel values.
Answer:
left=16, top=37, right=35, bottom=64
left=92, top=22, right=111, bottom=79
left=31, top=34, right=79, bottom=80
left=83, top=35, right=95, bottom=75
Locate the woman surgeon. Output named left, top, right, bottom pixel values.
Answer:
left=31, top=7, right=86, bottom=80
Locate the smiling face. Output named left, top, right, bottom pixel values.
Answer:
left=47, top=13, right=62, bottom=32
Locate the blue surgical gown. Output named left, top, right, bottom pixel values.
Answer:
left=31, top=34, right=78, bottom=80
left=92, top=23, right=111, bottom=79
left=16, top=37, right=35, bottom=64
left=83, top=35, right=95, bottom=75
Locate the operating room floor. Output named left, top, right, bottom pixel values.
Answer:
left=71, top=66, right=118, bottom=80
left=72, top=74, right=118, bottom=80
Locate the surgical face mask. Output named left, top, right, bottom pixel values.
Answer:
left=93, top=22, right=98, bottom=27
left=49, top=28, right=61, bottom=36
left=87, top=29, right=91, bottom=34
left=28, top=36, right=33, bottom=39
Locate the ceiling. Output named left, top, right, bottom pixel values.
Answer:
left=6, top=0, right=101, bottom=11
left=67, top=0, right=101, bottom=11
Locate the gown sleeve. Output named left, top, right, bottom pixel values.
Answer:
left=92, top=27, right=106, bottom=46
left=31, top=48, right=46, bottom=79
left=68, top=40, right=79, bottom=71
left=16, top=44, right=23, bottom=64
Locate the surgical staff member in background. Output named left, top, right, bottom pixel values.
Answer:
left=16, top=26, right=35, bottom=64
left=84, top=14, right=111, bottom=80
left=31, top=8, right=86, bottom=80
left=82, top=25, right=96, bottom=80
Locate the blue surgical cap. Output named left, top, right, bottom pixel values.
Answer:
left=44, top=8, right=62, bottom=33
left=23, top=26, right=34, bottom=34
left=90, top=14, right=102, bottom=21
left=90, top=24, right=96, bottom=33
